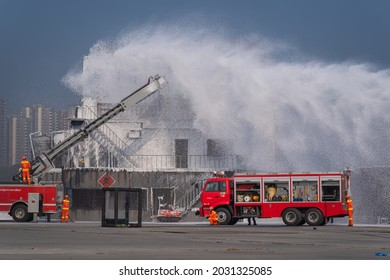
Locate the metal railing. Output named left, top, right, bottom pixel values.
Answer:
left=124, top=154, right=240, bottom=171
left=175, top=173, right=211, bottom=217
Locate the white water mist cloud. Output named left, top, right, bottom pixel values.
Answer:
left=63, top=25, right=390, bottom=171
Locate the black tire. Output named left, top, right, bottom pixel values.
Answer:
left=25, top=214, right=34, bottom=222
left=305, top=208, right=324, bottom=226
left=216, top=208, right=232, bottom=225
left=320, top=217, right=330, bottom=226
left=282, top=208, right=302, bottom=226
left=11, top=204, right=32, bottom=222
left=228, top=218, right=239, bottom=225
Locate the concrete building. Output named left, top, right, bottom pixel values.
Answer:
left=0, top=98, right=6, bottom=168
left=3, top=104, right=72, bottom=167
left=7, top=107, right=33, bottom=165
left=32, top=105, right=53, bottom=135
left=63, top=90, right=238, bottom=171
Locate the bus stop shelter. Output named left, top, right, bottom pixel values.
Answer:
left=102, top=188, right=143, bottom=227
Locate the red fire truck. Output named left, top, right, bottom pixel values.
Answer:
left=197, top=170, right=351, bottom=226
left=0, top=183, right=61, bottom=222
left=0, top=75, right=167, bottom=222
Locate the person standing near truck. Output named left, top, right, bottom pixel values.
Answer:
left=247, top=217, right=257, bottom=226
left=61, top=195, right=70, bottom=223
left=208, top=208, right=219, bottom=225
left=20, top=155, right=31, bottom=184
left=346, top=194, right=353, bottom=226
left=247, top=206, right=257, bottom=225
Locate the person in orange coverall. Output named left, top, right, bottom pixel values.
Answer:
left=346, top=195, right=353, bottom=226
left=208, top=208, right=219, bottom=225
left=20, top=155, right=31, bottom=184
left=61, top=195, right=70, bottom=223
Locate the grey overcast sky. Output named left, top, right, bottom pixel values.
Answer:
left=1, top=0, right=390, bottom=114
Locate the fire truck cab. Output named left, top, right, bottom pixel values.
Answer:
left=198, top=170, right=351, bottom=226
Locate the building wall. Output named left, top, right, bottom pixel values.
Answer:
left=61, top=169, right=209, bottom=221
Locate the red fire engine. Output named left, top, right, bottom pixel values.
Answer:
left=0, top=75, right=167, bottom=222
left=197, top=170, right=351, bottom=226
left=0, top=183, right=60, bottom=222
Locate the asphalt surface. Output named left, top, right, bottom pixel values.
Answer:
left=0, top=221, right=389, bottom=260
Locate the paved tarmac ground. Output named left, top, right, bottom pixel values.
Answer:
left=0, top=221, right=389, bottom=260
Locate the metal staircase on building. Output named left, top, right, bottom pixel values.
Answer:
left=91, top=123, right=139, bottom=168
left=83, top=106, right=140, bottom=168
left=175, top=172, right=211, bottom=218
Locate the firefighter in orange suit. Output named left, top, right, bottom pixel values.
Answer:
left=346, top=195, right=353, bottom=226
left=20, top=155, right=31, bottom=184
left=208, top=208, right=219, bottom=225
left=61, top=195, right=70, bottom=223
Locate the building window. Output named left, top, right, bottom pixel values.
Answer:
left=175, top=139, right=188, bottom=168
left=207, top=139, right=229, bottom=157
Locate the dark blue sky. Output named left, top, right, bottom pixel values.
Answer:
left=1, top=0, right=390, bottom=113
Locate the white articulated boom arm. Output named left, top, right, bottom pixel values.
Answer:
left=25, top=75, right=167, bottom=182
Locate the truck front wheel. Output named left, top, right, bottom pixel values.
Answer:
left=11, top=204, right=32, bottom=222
left=216, top=208, right=232, bottom=225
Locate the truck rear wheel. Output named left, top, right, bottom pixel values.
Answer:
left=216, top=208, right=231, bottom=225
left=11, top=204, right=32, bottom=222
left=305, top=208, right=324, bottom=226
left=282, top=208, right=302, bottom=226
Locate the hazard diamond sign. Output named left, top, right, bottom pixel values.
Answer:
left=98, top=172, right=116, bottom=188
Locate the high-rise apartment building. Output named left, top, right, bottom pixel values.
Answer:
left=7, top=116, right=18, bottom=166
left=33, top=105, right=53, bottom=137
left=4, top=105, right=72, bottom=167
left=7, top=107, right=33, bottom=165
left=57, top=109, right=70, bottom=131
left=0, top=98, right=7, bottom=167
